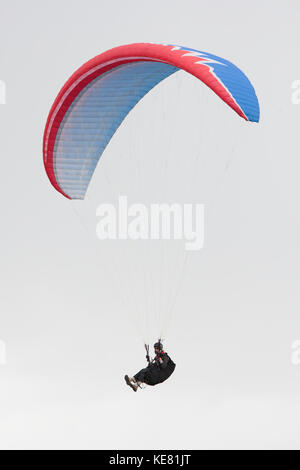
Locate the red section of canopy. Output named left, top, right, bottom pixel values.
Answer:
left=43, top=43, right=247, bottom=198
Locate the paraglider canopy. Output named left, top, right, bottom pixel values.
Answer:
left=43, top=42, right=259, bottom=200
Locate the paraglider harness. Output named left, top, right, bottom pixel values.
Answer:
left=141, top=339, right=175, bottom=386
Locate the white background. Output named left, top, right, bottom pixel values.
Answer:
left=1, top=0, right=300, bottom=450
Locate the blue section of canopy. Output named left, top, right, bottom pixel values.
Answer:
left=54, top=61, right=178, bottom=199
left=169, top=45, right=260, bottom=123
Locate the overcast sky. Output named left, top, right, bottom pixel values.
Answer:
left=1, top=0, right=300, bottom=450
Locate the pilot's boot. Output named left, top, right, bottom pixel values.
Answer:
left=124, top=375, right=138, bottom=392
